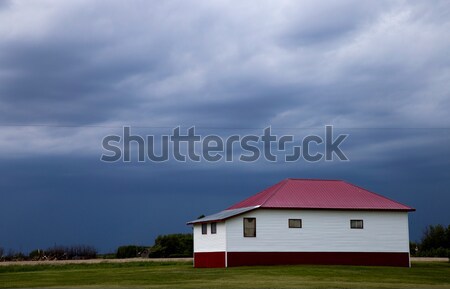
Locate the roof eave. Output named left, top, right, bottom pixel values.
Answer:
left=257, top=206, right=416, bottom=211
left=186, top=206, right=260, bottom=225
left=186, top=218, right=222, bottom=225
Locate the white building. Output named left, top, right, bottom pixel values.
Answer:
left=187, top=178, right=414, bottom=267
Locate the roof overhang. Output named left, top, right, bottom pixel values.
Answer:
left=186, top=205, right=260, bottom=225
left=257, top=206, right=416, bottom=212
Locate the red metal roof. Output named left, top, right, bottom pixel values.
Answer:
left=227, top=178, right=415, bottom=211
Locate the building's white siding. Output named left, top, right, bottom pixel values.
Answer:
left=225, top=209, right=410, bottom=253
left=193, top=222, right=226, bottom=252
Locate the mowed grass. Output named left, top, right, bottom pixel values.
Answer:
left=0, top=261, right=450, bottom=289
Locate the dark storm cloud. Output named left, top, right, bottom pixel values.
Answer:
left=0, top=34, right=169, bottom=125
left=1, top=0, right=449, bottom=129
left=280, top=1, right=388, bottom=46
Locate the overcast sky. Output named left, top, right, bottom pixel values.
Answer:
left=0, top=0, right=449, bottom=253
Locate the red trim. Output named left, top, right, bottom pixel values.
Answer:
left=194, top=252, right=225, bottom=268
left=226, top=252, right=410, bottom=267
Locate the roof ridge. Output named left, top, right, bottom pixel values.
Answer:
left=260, top=179, right=290, bottom=207
left=343, top=181, right=415, bottom=211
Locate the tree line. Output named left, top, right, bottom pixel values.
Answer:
left=410, top=224, right=450, bottom=257
left=0, top=233, right=193, bottom=261
left=116, top=233, right=193, bottom=258
left=0, top=245, right=97, bottom=261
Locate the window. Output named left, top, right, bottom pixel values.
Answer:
left=243, top=218, right=256, bottom=237
left=350, top=219, right=364, bottom=229
left=202, top=223, right=207, bottom=234
left=211, top=222, right=217, bottom=234
left=289, top=219, right=302, bottom=228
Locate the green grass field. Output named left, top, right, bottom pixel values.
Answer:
left=1, top=261, right=449, bottom=288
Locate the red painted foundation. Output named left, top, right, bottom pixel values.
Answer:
left=228, top=252, right=410, bottom=267
left=194, top=252, right=410, bottom=268
left=194, top=252, right=226, bottom=268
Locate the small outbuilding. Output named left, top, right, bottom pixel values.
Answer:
left=187, top=178, right=415, bottom=268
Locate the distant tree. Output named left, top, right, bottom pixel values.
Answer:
left=197, top=214, right=205, bottom=219
left=67, top=245, right=97, bottom=259
left=149, top=233, right=193, bottom=258
left=0, top=247, right=4, bottom=260
left=29, top=249, right=44, bottom=260
left=45, top=245, right=97, bottom=260
left=420, top=224, right=449, bottom=251
left=415, top=224, right=450, bottom=257
left=446, top=225, right=450, bottom=249
left=46, top=246, right=67, bottom=260
left=116, top=245, right=146, bottom=258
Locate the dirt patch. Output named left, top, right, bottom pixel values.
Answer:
left=0, top=257, right=193, bottom=266
left=410, top=257, right=449, bottom=262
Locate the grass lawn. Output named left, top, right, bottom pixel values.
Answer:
left=1, top=261, right=449, bottom=288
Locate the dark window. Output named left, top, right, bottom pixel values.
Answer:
left=211, top=222, right=217, bottom=234
left=243, top=218, right=256, bottom=237
left=350, top=219, right=364, bottom=229
left=289, top=219, right=302, bottom=228
left=202, top=223, right=207, bottom=234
